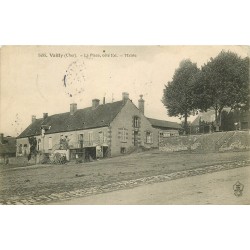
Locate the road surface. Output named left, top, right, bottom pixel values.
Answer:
left=51, top=165, right=250, bottom=205
left=1, top=150, right=249, bottom=204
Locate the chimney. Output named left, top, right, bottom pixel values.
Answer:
left=138, top=95, right=145, bottom=114
left=122, top=92, right=129, bottom=104
left=92, top=99, right=100, bottom=109
left=43, top=113, right=48, bottom=119
left=70, top=103, right=77, bottom=115
left=0, top=133, right=3, bottom=144
left=32, top=115, right=36, bottom=123
left=103, top=97, right=106, bottom=105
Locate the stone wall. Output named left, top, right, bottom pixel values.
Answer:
left=159, top=135, right=202, bottom=152
left=159, top=131, right=250, bottom=153
left=219, top=130, right=250, bottom=151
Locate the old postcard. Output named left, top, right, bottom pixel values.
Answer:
left=0, top=45, right=249, bottom=205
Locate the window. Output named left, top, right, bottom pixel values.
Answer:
left=79, top=134, right=84, bottom=148
left=122, top=128, right=126, bottom=142
left=120, top=147, right=126, bottom=154
left=146, top=132, right=153, bottom=143
left=134, top=116, right=139, bottom=128
left=121, top=128, right=128, bottom=142
left=23, top=144, right=27, bottom=156
left=118, top=128, right=128, bottom=142
left=99, top=131, right=104, bottom=144
left=88, top=131, right=93, bottom=143
left=163, top=132, right=171, bottom=138
left=48, top=137, right=52, bottom=150
left=18, top=144, right=22, bottom=154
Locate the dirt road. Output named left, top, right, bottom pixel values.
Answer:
left=51, top=165, right=250, bottom=205
left=0, top=150, right=249, bottom=204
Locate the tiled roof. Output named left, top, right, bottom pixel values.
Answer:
left=191, top=108, right=231, bottom=126
left=192, top=111, right=214, bottom=126
left=147, top=118, right=181, bottom=129
left=18, top=101, right=124, bottom=138
left=0, top=137, right=16, bottom=154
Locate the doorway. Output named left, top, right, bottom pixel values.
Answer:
left=134, top=131, right=139, bottom=146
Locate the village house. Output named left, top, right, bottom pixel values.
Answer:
left=16, top=93, right=180, bottom=161
left=191, top=108, right=250, bottom=133
left=0, top=133, right=16, bottom=164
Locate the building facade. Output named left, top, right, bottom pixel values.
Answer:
left=16, top=93, right=180, bottom=161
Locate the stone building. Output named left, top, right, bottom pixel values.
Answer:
left=16, top=93, right=180, bottom=161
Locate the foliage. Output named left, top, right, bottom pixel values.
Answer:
left=51, top=152, right=67, bottom=164
left=28, top=136, right=37, bottom=160
left=193, top=51, right=249, bottom=129
left=40, top=153, right=50, bottom=164
left=162, top=59, right=200, bottom=133
left=59, top=137, right=69, bottom=150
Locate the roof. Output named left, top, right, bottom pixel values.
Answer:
left=192, top=111, right=214, bottom=126
left=18, top=101, right=124, bottom=138
left=147, top=118, right=181, bottom=129
left=192, top=108, right=231, bottom=126
left=0, top=137, right=16, bottom=155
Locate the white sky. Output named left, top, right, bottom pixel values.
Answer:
left=0, top=45, right=249, bottom=136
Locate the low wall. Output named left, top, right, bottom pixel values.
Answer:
left=219, top=131, right=250, bottom=152
left=159, top=135, right=202, bottom=152
left=159, top=131, right=250, bottom=153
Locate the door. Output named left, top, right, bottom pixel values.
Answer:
left=134, top=131, right=139, bottom=146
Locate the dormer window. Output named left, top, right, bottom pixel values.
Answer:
left=133, top=116, right=139, bottom=128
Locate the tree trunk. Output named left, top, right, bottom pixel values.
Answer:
left=184, top=113, right=188, bottom=135
left=215, top=108, right=218, bottom=124
left=218, top=108, right=223, bottom=126
left=214, top=106, right=219, bottom=132
left=214, top=106, right=223, bottom=132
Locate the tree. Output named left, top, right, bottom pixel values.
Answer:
left=162, top=59, right=200, bottom=134
left=28, top=136, right=37, bottom=161
left=193, top=51, right=249, bottom=131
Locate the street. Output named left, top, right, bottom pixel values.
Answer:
left=51, top=164, right=250, bottom=205
left=0, top=150, right=249, bottom=205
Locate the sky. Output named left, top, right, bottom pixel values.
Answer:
left=0, top=45, right=249, bottom=137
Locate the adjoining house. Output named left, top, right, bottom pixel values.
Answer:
left=16, top=93, right=180, bottom=161
left=0, top=133, right=16, bottom=164
left=148, top=118, right=180, bottom=137
left=192, top=108, right=250, bottom=133
left=237, top=109, right=250, bottom=130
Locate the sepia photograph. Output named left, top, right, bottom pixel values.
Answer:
left=1, top=1, right=250, bottom=250
left=0, top=45, right=249, bottom=205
